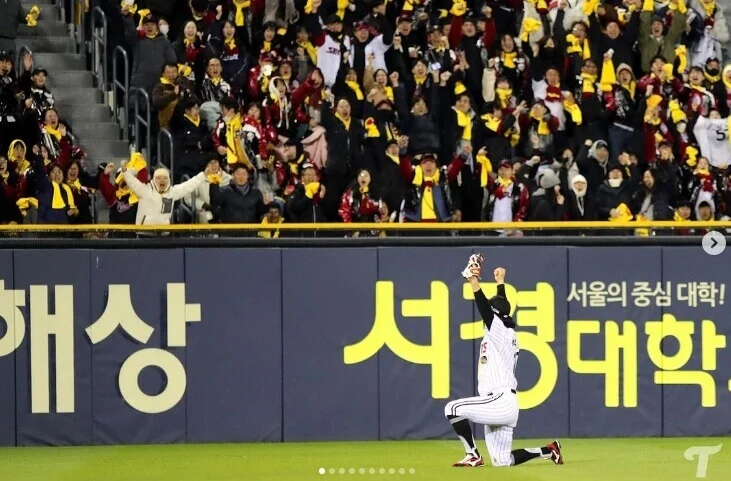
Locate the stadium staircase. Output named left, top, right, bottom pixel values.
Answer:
left=18, top=0, right=129, bottom=173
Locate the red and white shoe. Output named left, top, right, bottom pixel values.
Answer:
left=452, top=454, right=484, bottom=467
left=547, top=440, right=563, bottom=465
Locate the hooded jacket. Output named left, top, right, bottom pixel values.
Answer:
left=123, top=16, right=177, bottom=91
left=123, top=168, right=207, bottom=225
left=576, top=140, right=611, bottom=193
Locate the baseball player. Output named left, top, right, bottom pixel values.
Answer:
left=444, top=253, right=563, bottom=468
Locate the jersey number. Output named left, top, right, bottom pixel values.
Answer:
left=716, top=129, right=728, bottom=141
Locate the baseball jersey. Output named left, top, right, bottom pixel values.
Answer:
left=693, top=116, right=731, bottom=168
left=477, top=315, right=519, bottom=397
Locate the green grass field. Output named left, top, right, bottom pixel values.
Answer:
left=1, top=439, right=728, bottom=481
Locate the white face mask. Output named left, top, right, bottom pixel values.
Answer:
left=160, top=24, right=169, bottom=36
left=608, top=178, right=622, bottom=188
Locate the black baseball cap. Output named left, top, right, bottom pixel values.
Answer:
left=31, top=67, right=48, bottom=76
left=325, top=14, right=342, bottom=25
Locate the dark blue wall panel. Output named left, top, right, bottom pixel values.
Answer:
left=282, top=248, right=379, bottom=441
left=89, top=249, right=186, bottom=444
left=567, top=247, right=663, bottom=437
left=184, top=248, right=282, bottom=442
left=13, top=250, right=93, bottom=446
left=0, top=250, right=16, bottom=446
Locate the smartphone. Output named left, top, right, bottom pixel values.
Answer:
left=430, top=62, right=441, bottom=71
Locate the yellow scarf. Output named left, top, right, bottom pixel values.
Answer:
left=609, top=203, right=633, bottom=222
left=146, top=34, right=157, bottom=39
left=233, top=0, right=250, bottom=27
left=51, top=182, right=75, bottom=209
left=645, top=113, right=661, bottom=125
left=496, top=87, right=512, bottom=109
left=185, top=114, right=200, bottom=127
left=224, top=37, right=236, bottom=49
left=258, top=217, right=283, bottom=238
left=564, top=100, right=583, bottom=125
left=520, top=17, right=541, bottom=43
left=67, top=179, right=82, bottom=192
left=159, top=76, right=173, bottom=85
left=122, top=1, right=136, bottom=14
left=501, top=51, right=517, bottom=69
left=581, top=72, right=597, bottom=94
left=414, top=75, right=427, bottom=86
left=696, top=168, right=711, bottom=177
left=674, top=211, right=688, bottom=222
left=16, top=158, right=30, bottom=174
left=566, top=34, right=591, bottom=60
left=685, top=145, right=699, bottom=167
left=336, top=113, right=351, bottom=130
left=497, top=176, right=513, bottom=188
left=116, top=185, right=138, bottom=205
left=384, top=86, right=394, bottom=103
left=599, top=58, right=616, bottom=92
left=699, top=0, right=716, bottom=17
left=359, top=186, right=369, bottom=194
left=481, top=114, right=520, bottom=145
left=184, top=37, right=195, bottom=47
left=225, top=114, right=243, bottom=164
left=621, top=80, right=636, bottom=100
left=705, top=70, right=721, bottom=84
left=45, top=125, right=62, bottom=141
left=210, top=75, right=222, bottom=86
left=336, top=0, right=349, bottom=18
left=298, top=40, right=318, bottom=64
left=386, top=153, right=400, bottom=165
left=412, top=165, right=440, bottom=186
left=476, top=154, right=492, bottom=187
left=455, top=109, right=472, bottom=141
left=346, top=81, right=364, bottom=100
left=1, top=171, right=8, bottom=182
left=723, top=71, right=731, bottom=91
left=263, top=40, right=272, bottom=52
left=532, top=110, right=550, bottom=135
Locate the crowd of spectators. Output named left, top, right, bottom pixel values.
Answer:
left=2, top=0, right=731, bottom=237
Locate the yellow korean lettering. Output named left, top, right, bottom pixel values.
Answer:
left=86, top=285, right=154, bottom=344
left=461, top=283, right=558, bottom=410
left=645, top=313, right=717, bottom=407
left=567, top=320, right=638, bottom=408
left=0, top=281, right=26, bottom=357
left=118, top=348, right=187, bottom=413
left=701, top=320, right=726, bottom=370
left=166, top=283, right=202, bottom=347
left=30, top=285, right=75, bottom=414
left=344, top=281, right=450, bottom=398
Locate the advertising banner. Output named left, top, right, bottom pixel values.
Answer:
left=0, top=246, right=729, bottom=446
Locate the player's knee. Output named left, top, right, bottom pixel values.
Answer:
left=444, top=401, right=458, bottom=418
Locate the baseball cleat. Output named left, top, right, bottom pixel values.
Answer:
left=452, top=454, right=484, bottom=467
left=547, top=440, right=563, bottom=465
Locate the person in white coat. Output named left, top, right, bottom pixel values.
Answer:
left=122, top=163, right=208, bottom=225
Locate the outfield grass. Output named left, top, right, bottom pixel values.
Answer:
left=0, top=438, right=728, bottom=481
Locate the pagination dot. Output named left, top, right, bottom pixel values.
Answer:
left=329, top=468, right=336, bottom=474
left=388, top=468, right=395, bottom=474
left=339, top=468, right=346, bottom=474
left=318, top=468, right=326, bottom=475
left=408, top=468, right=416, bottom=474
left=378, top=468, right=386, bottom=474
left=398, top=468, right=405, bottom=474
left=369, top=468, right=376, bottom=474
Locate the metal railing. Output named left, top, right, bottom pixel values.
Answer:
left=112, top=46, right=130, bottom=140
left=133, top=88, right=151, bottom=154
left=176, top=174, right=194, bottom=224
left=157, top=128, right=175, bottom=180
left=91, top=6, right=107, bottom=91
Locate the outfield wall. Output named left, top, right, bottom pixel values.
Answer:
left=0, top=246, right=730, bottom=446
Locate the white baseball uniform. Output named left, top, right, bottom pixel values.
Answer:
left=444, top=295, right=520, bottom=467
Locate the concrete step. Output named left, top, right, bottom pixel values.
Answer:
left=80, top=140, right=132, bottom=161
left=18, top=20, right=68, bottom=37
left=72, top=122, right=122, bottom=141
left=32, top=53, right=85, bottom=70
left=46, top=70, right=93, bottom=89
left=60, top=103, right=113, bottom=123
left=53, top=87, right=103, bottom=104
left=16, top=36, right=74, bottom=54
left=23, top=3, right=61, bottom=20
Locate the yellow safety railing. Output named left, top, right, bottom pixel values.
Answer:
left=0, top=221, right=728, bottom=232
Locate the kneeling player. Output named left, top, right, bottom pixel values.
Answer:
left=444, top=254, right=563, bottom=468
